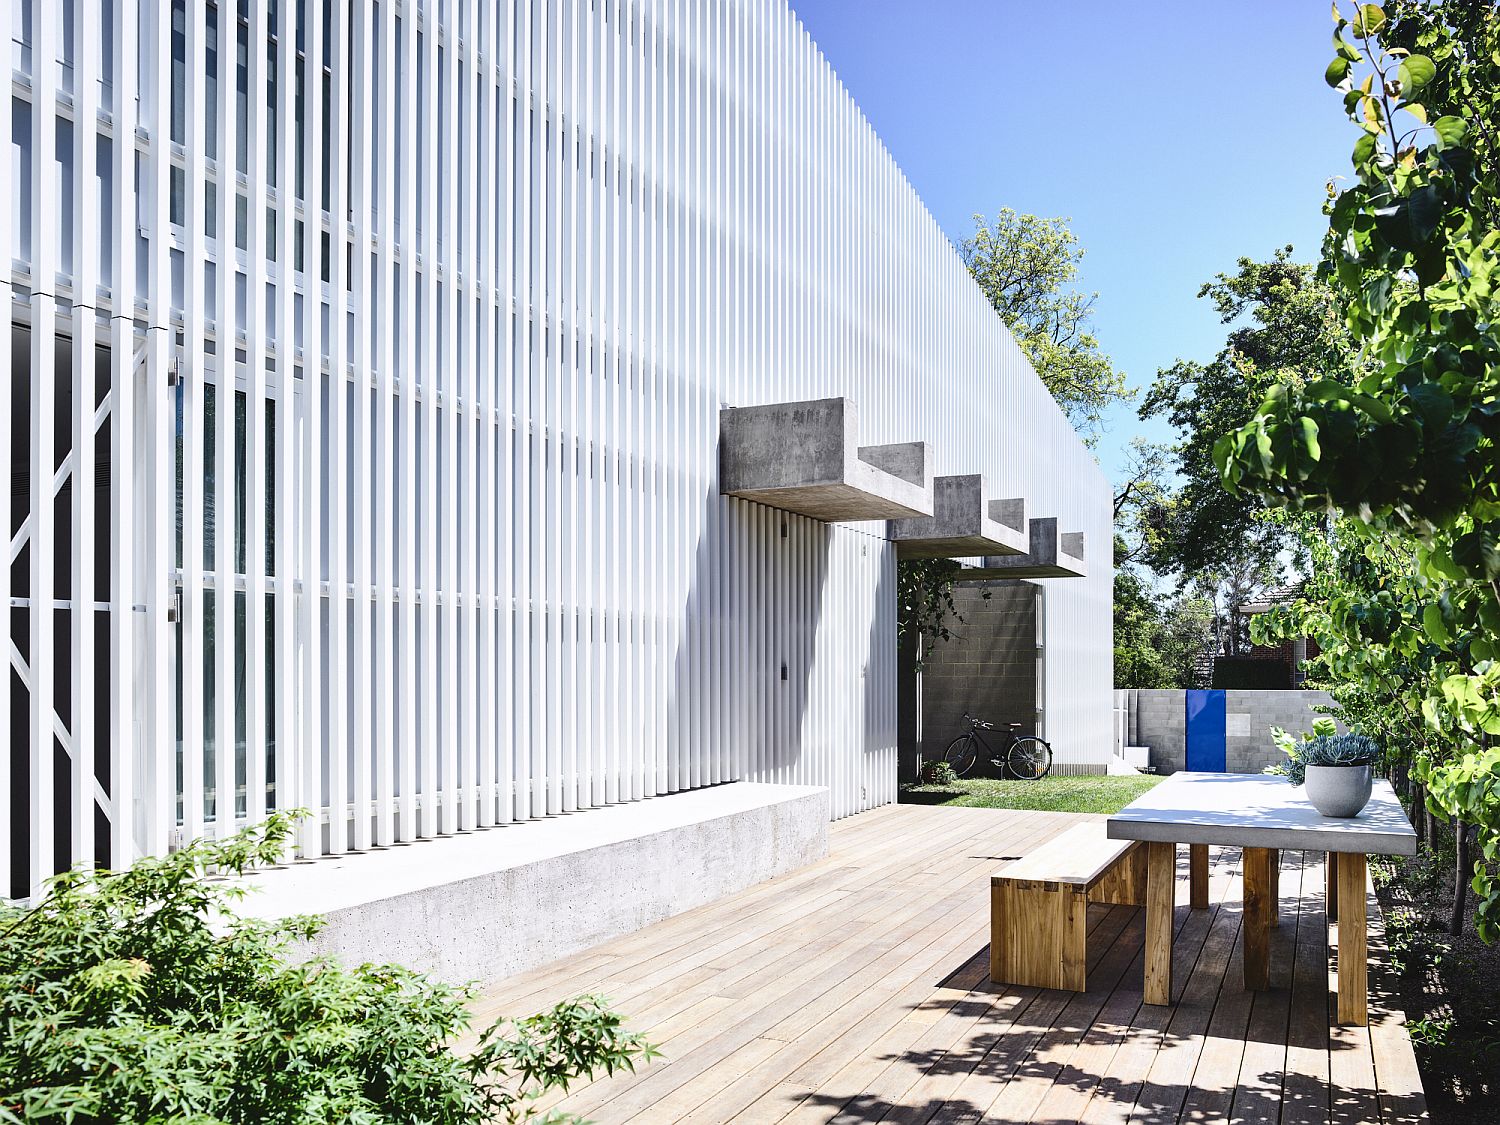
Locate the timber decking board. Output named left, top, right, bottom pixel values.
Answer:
left=471, top=804, right=1427, bottom=1124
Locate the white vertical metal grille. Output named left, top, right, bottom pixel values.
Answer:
left=3, top=0, right=1111, bottom=894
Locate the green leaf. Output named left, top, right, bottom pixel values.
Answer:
left=1433, top=115, right=1468, bottom=149
left=1351, top=3, right=1386, bottom=37
left=1422, top=544, right=1466, bottom=581
left=1453, top=525, right=1500, bottom=582
left=1212, top=432, right=1240, bottom=487
left=1254, top=424, right=1275, bottom=476
left=1299, top=416, right=1322, bottom=461
left=1375, top=185, right=1444, bottom=250
left=1423, top=603, right=1453, bottom=645
left=1398, top=54, right=1435, bottom=91
left=1326, top=56, right=1351, bottom=87
left=1407, top=182, right=1443, bottom=239
left=1407, top=382, right=1455, bottom=428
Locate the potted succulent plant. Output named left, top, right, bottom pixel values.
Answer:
left=1288, top=733, right=1379, bottom=818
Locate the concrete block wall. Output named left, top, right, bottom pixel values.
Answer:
left=1126, top=689, right=1342, bottom=774
left=1130, top=690, right=1186, bottom=773
left=902, top=582, right=1041, bottom=778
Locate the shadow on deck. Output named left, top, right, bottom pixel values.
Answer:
left=470, top=803, right=1426, bottom=1123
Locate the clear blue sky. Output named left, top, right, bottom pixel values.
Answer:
left=786, top=0, right=1354, bottom=489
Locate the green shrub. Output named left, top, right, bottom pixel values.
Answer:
left=918, top=760, right=960, bottom=787
left=1266, top=719, right=1334, bottom=784
left=1406, top=1016, right=1455, bottom=1050
left=1266, top=720, right=1376, bottom=787
left=1370, top=855, right=1398, bottom=889
left=0, top=813, right=656, bottom=1124
left=1386, top=906, right=1444, bottom=978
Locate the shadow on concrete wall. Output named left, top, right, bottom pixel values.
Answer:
left=861, top=554, right=897, bottom=810
left=899, top=581, right=1039, bottom=780
left=666, top=481, right=828, bottom=789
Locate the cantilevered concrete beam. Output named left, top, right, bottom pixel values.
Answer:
left=719, top=397, right=933, bottom=521
left=956, top=517, right=1087, bottom=579
left=888, top=476, right=1029, bottom=559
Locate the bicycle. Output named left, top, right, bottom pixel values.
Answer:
left=941, top=712, right=1053, bottom=780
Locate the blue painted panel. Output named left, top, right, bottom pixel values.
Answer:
left=1185, top=689, right=1227, bottom=772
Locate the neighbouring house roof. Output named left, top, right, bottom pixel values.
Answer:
left=1237, top=583, right=1307, bottom=615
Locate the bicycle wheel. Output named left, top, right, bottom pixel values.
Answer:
left=943, top=734, right=979, bottom=778
left=1007, top=736, right=1053, bottom=780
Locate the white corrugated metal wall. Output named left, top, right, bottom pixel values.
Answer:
left=2, top=0, right=1111, bottom=897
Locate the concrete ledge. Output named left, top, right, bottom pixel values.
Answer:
left=237, top=782, right=831, bottom=986
left=890, top=477, right=1029, bottom=559
left=957, top=517, right=1087, bottom=579
left=720, top=397, right=933, bottom=521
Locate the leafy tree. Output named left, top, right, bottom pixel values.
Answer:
left=0, top=815, right=656, bottom=1123
left=901, top=210, right=1129, bottom=662
left=960, top=209, right=1130, bottom=441
left=1217, top=1, right=1500, bottom=940
left=1381, top=0, right=1499, bottom=227
left=1246, top=515, right=1478, bottom=930
left=1112, top=438, right=1173, bottom=567
left=1199, top=557, right=1286, bottom=659
left=1114, top=565, right=1215, bottom=689
left=1140, top=249, right=1348, bottom=578
left=1219, top=1, right=1498, bottom=531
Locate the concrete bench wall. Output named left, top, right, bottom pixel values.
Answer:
left=236, top=783, right=830, bottom=987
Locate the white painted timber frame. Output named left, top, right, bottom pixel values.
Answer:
left=3, top=0, right=1112, bottom=898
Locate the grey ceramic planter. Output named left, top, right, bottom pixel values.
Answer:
left=1304, top=763, right=1374, bottom=818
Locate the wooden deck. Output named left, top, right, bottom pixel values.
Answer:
left=470, top=803, right=1427, bottom=1124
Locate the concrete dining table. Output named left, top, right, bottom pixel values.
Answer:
left=1106, top=771, right=1417, bottom=1025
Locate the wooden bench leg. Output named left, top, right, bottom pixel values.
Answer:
left=1189, top=844, right=1209, bottom=910
left=1337, top=853, right=1368, bottom=1025
left=1092, top=841, right=1147, bottom=907
left=1243, top=846, right=1273, bottom=991
left=1144, top=841, right=1174, bottom=1006
left=992, top=879, right=1088, bottom=992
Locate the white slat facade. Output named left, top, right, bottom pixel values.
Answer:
left=3, top=0, right=1112, bottom=897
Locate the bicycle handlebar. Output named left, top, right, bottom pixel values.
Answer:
left=963, top=712, right=1024, bottom=733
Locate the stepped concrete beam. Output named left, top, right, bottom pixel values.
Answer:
left=956, top=517, right=1087, bottom=579
left=889, top=476, right=1029, bottom=559
left=719, top=397, right=933, bottom=521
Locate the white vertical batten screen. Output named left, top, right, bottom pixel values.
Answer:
left=3, top=0, right=1111, bottom=896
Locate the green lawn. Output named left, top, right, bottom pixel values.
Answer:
left=901, top=773, right=1164, bottom=815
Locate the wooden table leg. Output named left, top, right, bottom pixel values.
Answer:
left=1338, top=852, right=1368, bottom=1025
left=1243, top=846, right=1273, bottom=991
left=1326, top=851, right=1340, bottom=923
left=1189, top=844, right=1209, bottom=910
left=1270, top=848, right=1280, bottom=927
left=1145, top=841, right=1175, bottom=1006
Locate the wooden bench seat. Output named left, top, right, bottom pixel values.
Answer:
left=990, top=821, right=1145, bottom=992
